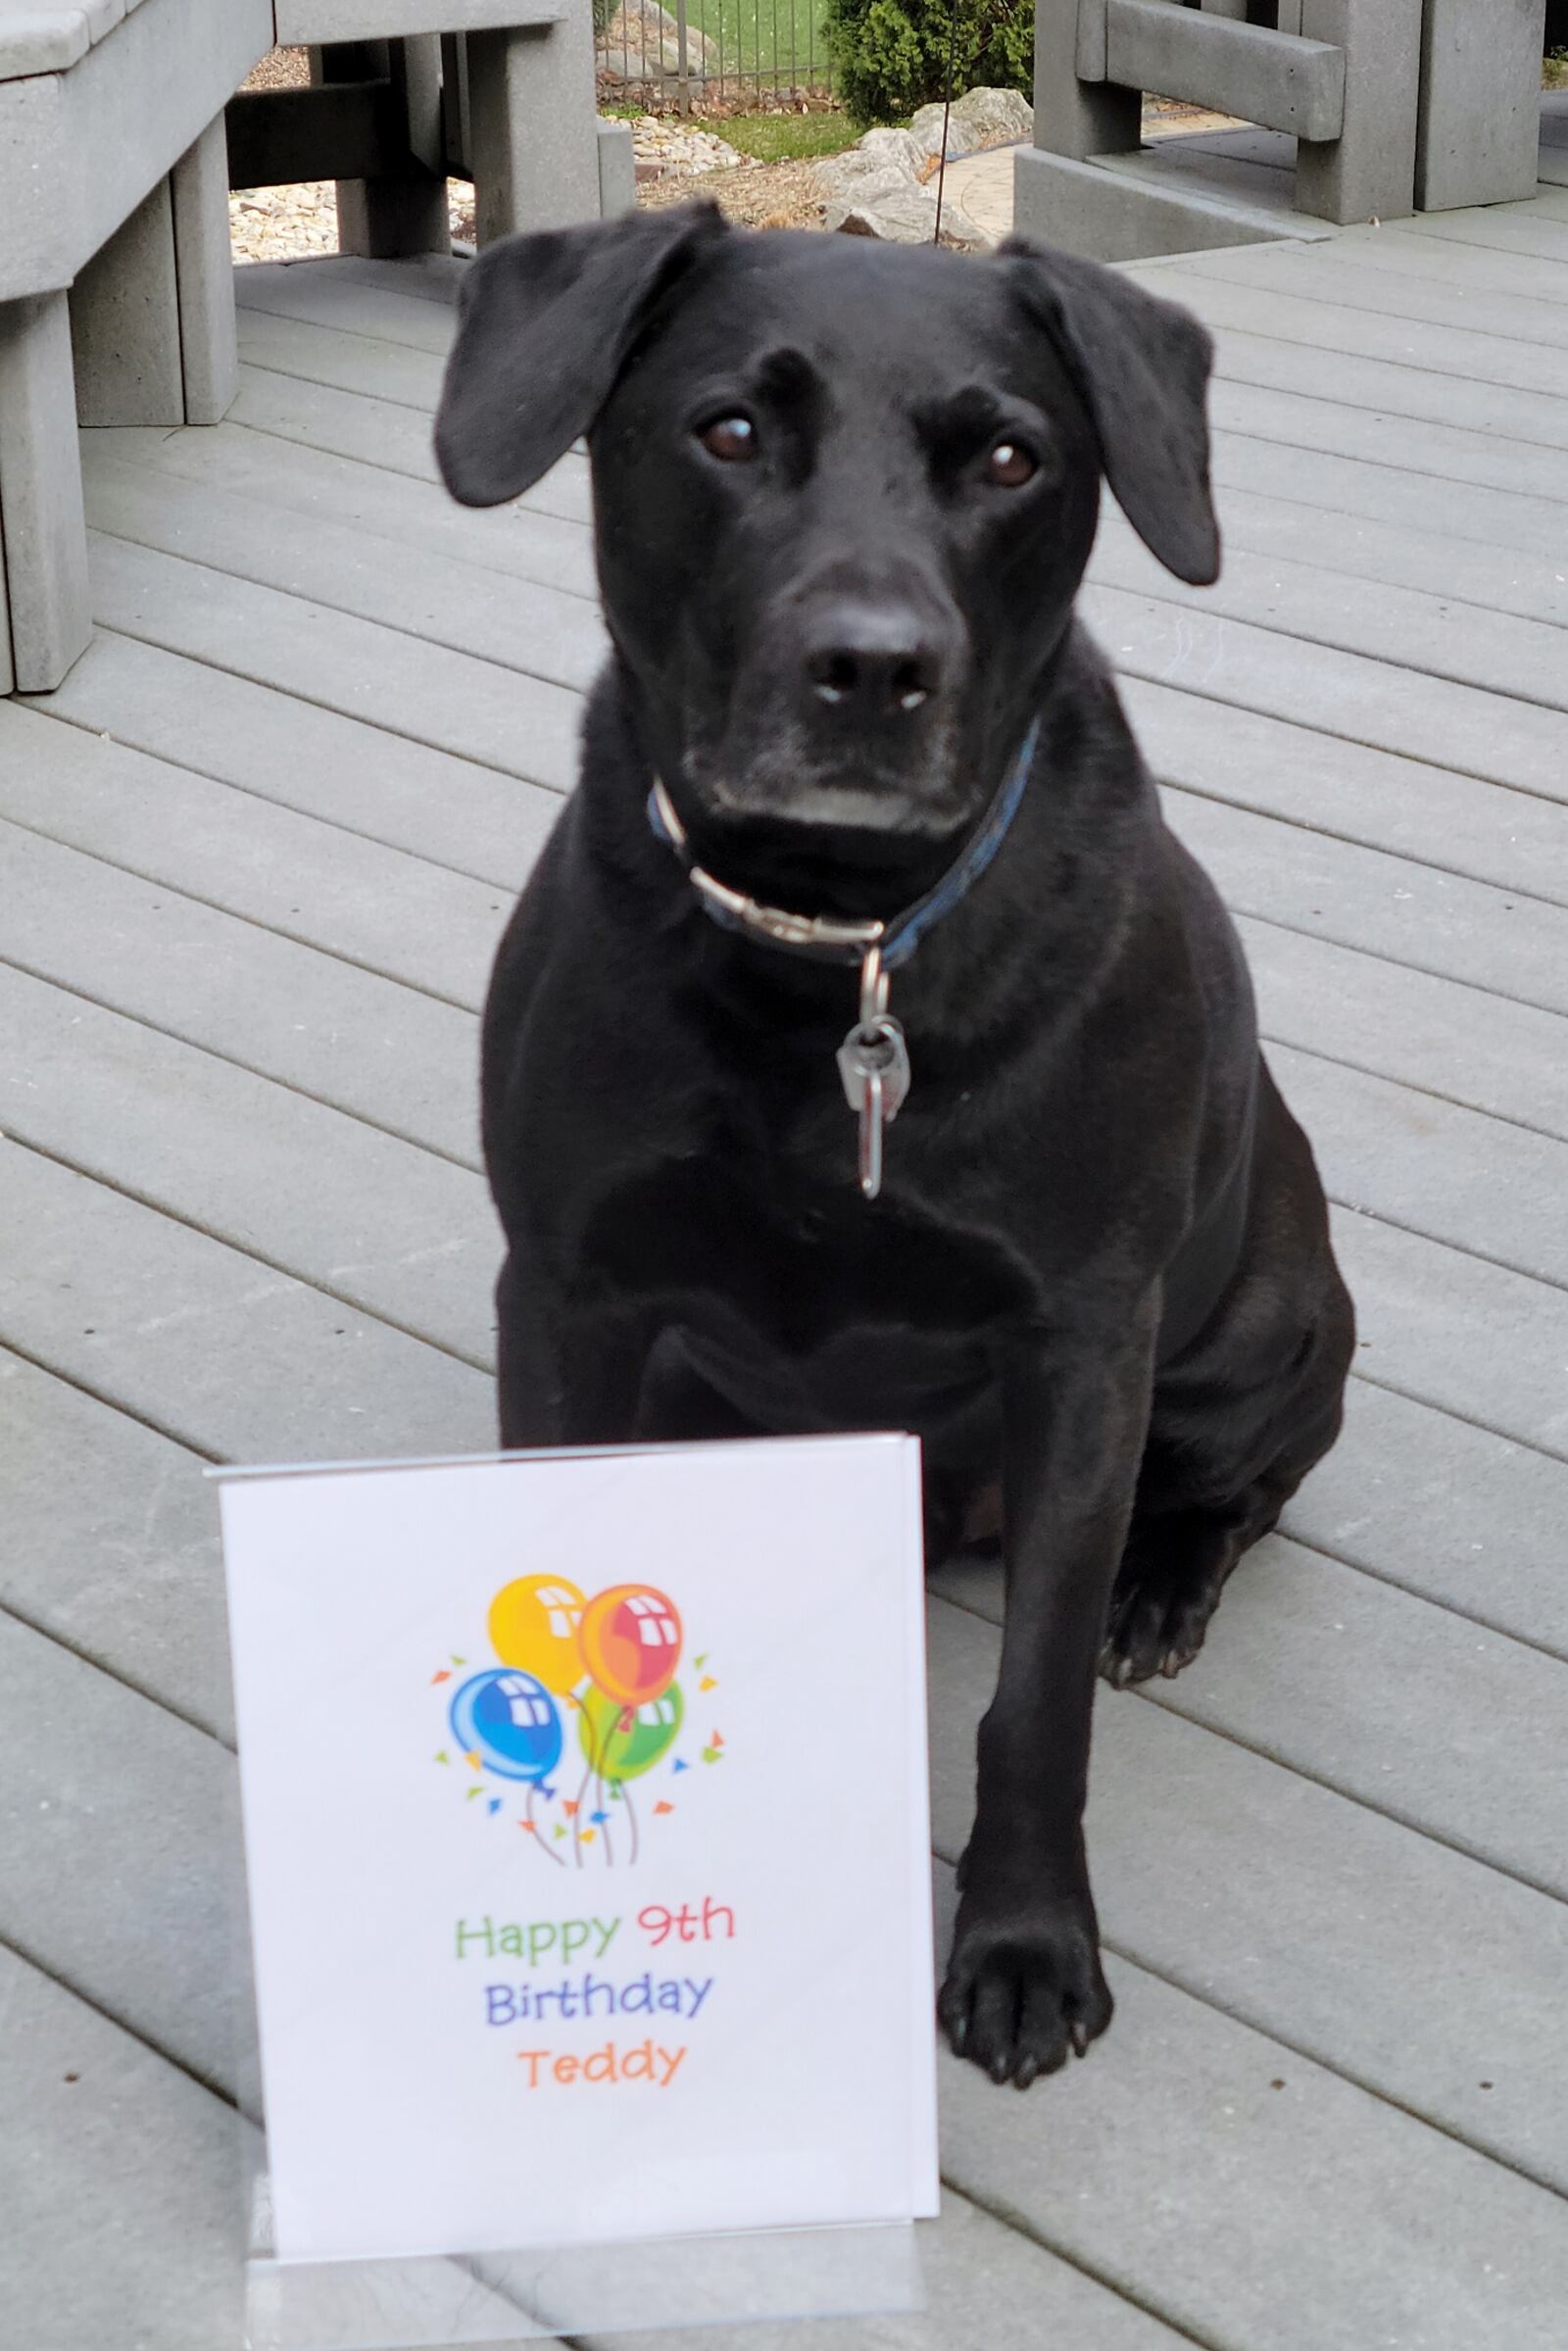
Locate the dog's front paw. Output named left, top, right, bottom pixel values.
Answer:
left=938, top=1871, right=1112, bottom=2089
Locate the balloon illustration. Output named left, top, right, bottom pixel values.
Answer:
left=450, top=1668, right=563, bottom=1783
left=578, top=1584, right=682, bottom=1707
left=577, top=1682, right=684, bottom=1783
left=487, top=1574, right=586, bottom=1693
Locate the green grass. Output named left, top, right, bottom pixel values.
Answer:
left=718, top=109, right=857, bottom=161
left=1545, top=49, right=1568, bottom=90
left=686, top=0, right=831, bottom=85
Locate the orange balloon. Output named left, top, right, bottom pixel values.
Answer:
left=578, top=1584, right=682, bottom=1706
left=487, top=1575, right=586, bottom=1693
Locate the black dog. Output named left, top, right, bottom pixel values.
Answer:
left=434, top=206, right=1353, bottom=2090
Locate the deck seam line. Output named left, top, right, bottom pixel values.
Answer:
left=1206, top=416, right=1568, bottom=512
left=1233, top=903, right=1568, bottom=1026
left=0, top=1932, right=240, bottom=2112
left=1160, top=773, right=1568, bottom=916
left=1348, top=1364, right=1568, bottom=1470
left=0, top=946, right=482, bottom=1172
left=88, top=523, right=600, bottom=708
left=1208, top=334, right=1568, bottom=452
left=0, top=1135, right=494, bottom=1378
left=0, top=1595, right=233, bottom=1753
left=932, top=2181, right=1224, bottom=2350
left=88, top=437, right=602, bottom=608
left=24, top=687, right=557, bottom=891
left=92, top=609, right=574, bottom=793
left=1166, top=253, right=1568, bottom=359
left=0, top=1332, right=227, bottom=1461
left=937, top=1583, right=1568, bottom=1909
left=1271, top=1531, right=1568, bottom=1669
left=0, top=807, right=484, bottom=1016
left=1255, top=1026, right=1568, bottom=1155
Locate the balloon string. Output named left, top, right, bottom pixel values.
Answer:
left=572, top=1756, right=594, bottom=1868
left=623, top=1782, right=639, bottom=1867
left=527, top=1776, right=565, bottom=1868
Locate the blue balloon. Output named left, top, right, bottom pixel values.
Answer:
left=449, top=1668, right=563, bottom=1784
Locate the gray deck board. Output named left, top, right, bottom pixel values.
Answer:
left=1126, top=679, right=1568, bottom=906
left=81, top=447, right=608, bottom=693
left=33, top=632, right=562, bottom=888
left=0, top=820, right=483, bottom=1162
left=83, top=418, right=599, bottom=598
left=11, top=210, right=1568, bottom=2347
left=1084, top=581, right=1568, bottom=799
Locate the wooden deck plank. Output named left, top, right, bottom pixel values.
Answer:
left=229, top=363, right=593, bottom=527
left=1125, top=679, right=1568, bottom=907
left=236, top=259, right=461, bottom=355
left=1199, top=480, right=1568, bottom=630
left=86, top=533, right=581, bottom=789
left=1286, top=1378, right=1568, bottom=1659
left=84, top=418, right=599, bottom=600
left=1321, top=219, right=1568, bottom=308
left=1165, top=240, right=1568, bottom=356
left=33, top=633, right=561, bottom=889
left=928, top=1601, right=1568, bottom=2199
left=1207, top=376, right=1568, bottom=503
left=1397, top=206, right=1568, bottom=264
left=83, top=448, right=608, bottom=694
left=1332, top=1207, right=1568, bottom=1461
left=931, top=1870, right=1568, bottom=2351
left=0, top=1141, right=492, bottom=1462
left=0, top=821, right=482, bottom=1163
left=0, top=1347, right=230, bottom=1739
left=0, top=1948, right=244, bottom=2351
left=1133, top=266, right=1568, bottom=399
left=1203, top=325, right=1568, bottom=453
left=0, top=965, right=498, bottom=1365
left=934, top=1538, right=1568, bottom=1900
left=1268, top=1040, right=1568, bottom=1292
left=235, top=301, right=449, bottom=411
left=1165, top=788, right=1568, bottom=1017
left=1094, top=517, right=1568, bottom=718
left=1207, top=427, right=1568, bottom=566
left=1239, top=915, right=1568, bottom=1145
left=1083, top=583, right=1568, bottom=801
left=0, top=705, right=510, bottom=1009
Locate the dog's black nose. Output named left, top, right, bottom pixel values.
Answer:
left=803, top=603, right=945, bottom=720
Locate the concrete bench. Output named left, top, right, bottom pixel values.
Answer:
left=0, top=0, right=271, bottom=691
left=1020, top=1, right=1546, bottom=262
left=228, top=4, right=631, bottom=257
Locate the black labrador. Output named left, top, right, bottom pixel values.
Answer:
left=434, top=205, right=1354, bottom=2090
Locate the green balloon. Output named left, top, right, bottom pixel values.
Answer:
left=577, top=1680, right=683, bottom=1783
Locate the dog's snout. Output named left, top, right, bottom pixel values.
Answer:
left=803, top=602, right=946, bottom=721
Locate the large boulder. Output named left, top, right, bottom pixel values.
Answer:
left=908, top=85, right=1033, bottom=162
left=598, top=0, right=718, bottom=84
left=815, top=98, right=1032, bottom=245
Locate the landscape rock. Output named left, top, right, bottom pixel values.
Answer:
left=816, top=90, right=1030, bottom=245
left=598, top=0, right=718, bottom=84
left=908, top=85, right=1033, bottom=162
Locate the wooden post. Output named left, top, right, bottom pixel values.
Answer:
left=70, top=181, right=185, bottom=429
left=1418, top=0, right=1546, bottom=211
left=172, top=118, right=240, bottom=425
left=0, top=293, right=91, bottom=693
left=319, top=37, right=451, bottom=258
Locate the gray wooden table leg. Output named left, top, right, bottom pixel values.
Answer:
left=318, top=38, right=450, bottom=259
left=0, top=293, right=91, bottom=694
left=467, top=12, right=603, bottom=244
left=1417, top=0, right=1546, bottom=211
left=1297, top=0, right=1423, bottom=223
left=172, top=119, right=239, bottom=425
left=70, top=180, right=185, bottom=429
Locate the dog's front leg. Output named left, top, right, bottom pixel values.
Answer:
left=495, top=1249, right=653, bottom=1451
left=939, top=1301, right=1158, bottom=2087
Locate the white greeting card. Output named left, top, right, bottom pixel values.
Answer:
left=219, top=1436, right=939, bottom=2265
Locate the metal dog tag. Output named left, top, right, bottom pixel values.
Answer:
left=836, top=1014, right=911, bottom=1200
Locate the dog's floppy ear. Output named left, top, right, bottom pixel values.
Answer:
left=435, top=202, right=729, bottom=508
left=1000, top=237, right=1220, bottom=586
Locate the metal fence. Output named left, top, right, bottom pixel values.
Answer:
left=595, top=0, right=834, bottom=109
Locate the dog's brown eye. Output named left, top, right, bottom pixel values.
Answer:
left=984, top=440, right=1037, bottom=489
left=699, top=416, right=758, bottom=464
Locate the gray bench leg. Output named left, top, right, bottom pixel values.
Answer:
left=1297, top=0, right=1423, bottom=224
left=319, top=38, right=450, bottom=259
left=1032, top=0, right=1141, bottom=162
left=1417, top=0, right=1546, bottom=211
left=598, top=118, right=636, bottom=219
left=0, top=293, right=91, bottom=694
left=71, top=119, right=239, bottom=429
left=467, top=16, right=603, bottom=244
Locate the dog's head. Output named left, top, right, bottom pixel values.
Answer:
left=436, top=208, right=1217, bottom=910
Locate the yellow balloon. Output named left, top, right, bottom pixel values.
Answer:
left=488, top=1575, right=587, bottom=1693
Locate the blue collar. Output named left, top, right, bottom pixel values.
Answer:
left=646, top=716, right=1040, bottom=972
